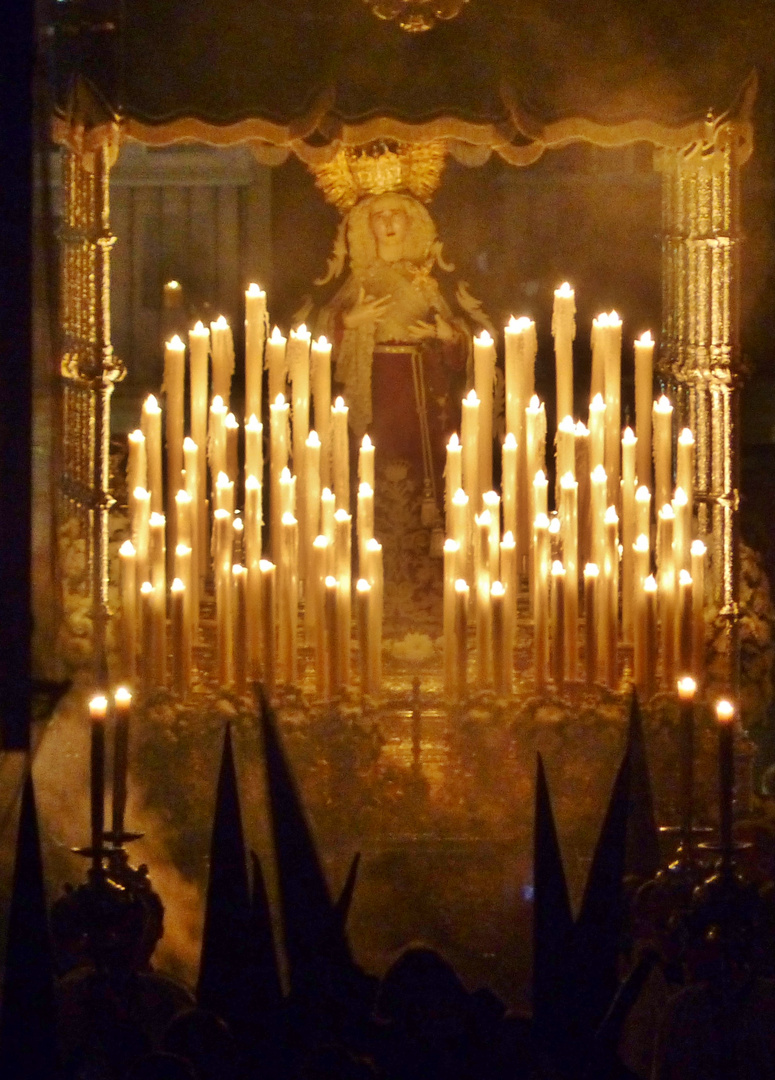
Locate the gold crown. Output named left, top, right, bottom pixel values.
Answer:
left=312, top=141, right=446, bottom=211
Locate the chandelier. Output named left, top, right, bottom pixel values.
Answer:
left=362, top=0, right=470, bottom=33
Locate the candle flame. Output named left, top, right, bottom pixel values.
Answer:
left=575, top=421, right=589, bottom=437
left=259, top=559, right=275, bottom=572
left=447, top=433, right=460, bottom=450
left=313, top=335, right=330, bottom=350
left=555, top=281, right=574, bottom=297
left=115, top=687, right=132, bottom=705
left=144, top=394, right=160, bottom=413
left=551, top=560, right=565, bottom=576
left=246, top=282, right=265, bottom=297
left=622, top=426, right=636, bottom=445
left=232, top=518, right=243, bottom=532
left=291, top=323, right=309, bottom=338
left=245, top=474, right=260, bottom=491
left=140, top=581, right=154, bottom=595
left=334, top=509, right=350, bottom=523
left=659, top=503, right=675, bottom=520
left=679, top=569, right=693, bottom=586
left=183, top=436, right=198, bottom=452
left=604, top=506, right=619, bottom=525
left=455, top=579, right=469, bottom=594
left=128, top=429, right=145, bottom=444
left=325, top=575, right=338, bottom=588
left=365, top=538, right=382, bottom=552
left=443, top=539, right=460, bottom=553
left=452, top=488, right=468, bottom=506
left=321, top=487, right=334, bottom=501
left=534, top=470, right=547, bottom=486
left=149, top=512, right=165, bottom=527
left=560, top=471, right=577, bottom=490
left=333, top=396, right=346, bottom=411
left=211, top=395, right=224, bottom=410
left=225, top=412, right=239, bottom=430
left=677, top=676, right=696, bottom=700
left=591, top=464, right=607, bottom=483
left=356, top=578, right=371, bottom=593
left=589, top=393, right=605, bottom=412
left=476, top=510, right=492, bottom=527
left=171, top=577, right=185, bottom=594
left=535, top=513, right=550, bottom=529
left=273, top=393, right=287, bottom=407
left=359, top=482, right=374, bottom=497
left=691, top=539, right=707, bottom=557
left=216, top=471, right=232, bottom=488
left=474, top=330, right=494, bottom=347
left=558, top=414, right=575, bottom=434
left=465, top=389, right=479, bottom=405
left=678, top=427, right=695, bottom=446
left=175, top=489, right=192, bottom=504
left=635, top=485, right=651, bottom=502
left=307, top=430, right=321, bottom=447
left=280, top=467, right=292, bottom=482
left=504, top=432, right=517, bottom=449
left=212, top=315, right=229, bottom=329
left=192, top=320, right=207, bottom=335
left=644, top=575, right=657, bottom=593
left=175, top=544, right=192, bottom=556
left=655, top=395, right=673, bottom=413
left=594, top=312, right=610, bottom=328
left=528, top=394, right=541, bottom=411
left=119, top=540, right=136, bottom=557
left=506, top=315, right=533, bottom=332
left=245, top=415, right=262, bottom=433
left=89, top=695, right=108, bottom=718
left=608, top=310, right=621, bottom=325
left=166, top=280, right=180, bottom=290
left=673, top=486, right=688, bottom=507
left=213, top=508, right=231, bottom=521
left=167, top=334, right=185, bottom=350
left=501, top=531, right=515, bottom=547
left=637, top=330, right=654, bottom=346
left=483, top=491, right=500, bottom=507
left=584, top=563, right=599, bottom=578
left=232, top=564, right=247, bottom=577
left=548, top=517, right=560, bottom=535
left=313, top=535, right=329, bottom=549
left=362, top=434, right=373, bottom=450
left=270, top=325, right=284, bottom=342
left=716, top=699, right=735, bottom=724
left=491, top=580, right=506, bottom=596
left=634, top=534, right=650, bottom=553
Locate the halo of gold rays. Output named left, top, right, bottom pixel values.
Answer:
left=311, top=141, right=447, bottom=211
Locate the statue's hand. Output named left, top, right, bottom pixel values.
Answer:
left=343, top=286, right=393, bottom=329
left=406, top=319, right=436, bottom=341
left=434, top=314, right=454, bottom=341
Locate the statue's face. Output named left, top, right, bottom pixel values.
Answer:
left=370, top=199, right=409, bottom=263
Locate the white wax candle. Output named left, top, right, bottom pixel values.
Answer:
left=691, top=540, right=706, bottom=684
left=525, top=396, right=547, bottom=496
left=356, top=578, right=373, bottom=698
left=676, top=569, right=693, bottom=676
left=502, top=433, right=517, bottom=542
left=632, top=532, right=650, bottom=690
left=550, top=561, right=566, bottom=693
left=245, top=475, right=263, bottom=675
left=334, top=509, right=352, bottom=686
left=210, top=315, right=235, bottom=405
left=482, top=490, right=500, bottom=582
left=139, top=582, right=161, bottom=691
left=590, top=465, right=608, bottom=573
left=174, top=543, right=193, bottom=644
left=644, top=575, right=658, bottom=699
left=552, top=282, right=576, bottom=424
left=676, top=427, right=695, bottom=529
left=491, top=580, right=509, bottom=697
left=189, top=322, right=210, bottom=556
left=443, top=539, right=460, bottom=697
left=602, top=311, right=623, bottom=506
left=224, top=412, right=239, bottom=481
left=461, top=389, right=480, bottom=516
left=559, top=473, right=578, bottom=682
left=556, top=415, right=576, bottom=484
left=170, top=577, right=190, bottom=696
left=311, top=536, right=329, bottom=689
left=450, top=488, right=470, bottom=578
left=635, top=484, right=651, bottom=541
left=245, top=414, right=264, bottom=489
left=588, top=393, right=606, bottom=475
left=473, top=330, right=497, bottom=494
left=269, top=394, right=290, bottom=559
left=357, top=482, right=374, bottom=575
left=132, top=486, right=151, bottom=593
left=321, top=487, right=336, bottom=547
left=119, top=540, right=137, bottom=680
left=504, top=316, right=536, bottom=573
left=266, top=326, right=287, bottom=405
left=575, top=421, right=591, bottom=568
left=603, top=506, right=619, bottom=689
left=332, top=396, right=350, bottom=513
left=149, top=512, right=166, bottom=602
left=445, top=433, right=462, bottom=530
left=621, top=427, right=637, bottom=644
left=245, top=283, right=267, bottom=424
left=590, top=312, right=608, bottom=401
left=278, top=512, right=299, bottom=685
left=634, top=331, right=655, bottom=489
left=363, top=538, right=383, bottom=690
left=533, top=513, right=550, bottom=690
left=311, top=335, right=332, bottom=487
left=653, top=396, right=673, bottom=514
left=213, top=508, right=233, bottom=686
left=474, top=512, right=492, bottom=690
left=127, top=429, right=147, bottom=498
left=183, top=437, right=203, bottom=609
left=359, top=433, right=376, bottom=491
left=214, top=471, right=235, bottom=516
left=208, top=396, right=228, bottom=486
left=141, top=395, right=163, bottom=514
left=500, top=531, right=517, bottom=670
left=288, top=324, right=311, bottom=553
left=175, top=488, right=192, bottom=551
left=657, top=503, right=676, bottom=690
left=232, top=564, right=248, bottom=695
left=164, top=336, right=186, bottom=547
left=672, top=486, right=690, bottom=574
left=259, top=559, right=276, bottom=696
left=584, top=563, right=598, bottom=688
left=305, top=432, right=322, bottom=589
left=453, top=579, right=469, bottom=701
left=279, top=466, right=295, bottom=519
left=324, top=576, right=340, bottom=697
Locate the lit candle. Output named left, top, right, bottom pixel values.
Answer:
left=170, top=577, right=190, bottom=696
left=175, top=488, right=192, bottom=551
left=482, top=490, right=500, bottom=582
left=311, top=536, right=329, bottom=691
left=502, top=433, right=517, bottom=542
left=450, top=489, right=470, bottom=577
left=149, top=512, right=166, bottom=604
left=590, top=465, right=608, bottom=573
left=672, top=486, right=690, bottom=574
left=677, top=428, right=695, bottom=523
left=444, top=539, right=461, bottom=696
left=270, top=394, right=290, bottom=558
left=559, top=473, right=578, bottom=682
left=288, top=324, right=311, bottom=552
left=584, top=563, right=598, bottom=688
left=552, top=282, right=576, bottom=423
left=208, top=395, right=228, bottom=486
left=245, top=414, right=264, bottom=489
left=556, top=415, right=576, bottom=486
left=278, top=513, right=299, bottom=685
left=550, top=561, right=566, bottom=693
left=357, top=482, right=375, bottom=574
left=474, top=330, right=497, bottom=494
left=657, top=503, right=676, bottom=690
left=363, top=538, right=383, bottom=690
left=224, top=412, right=239, bottom=481
left=245, top=475, right=263, bottom=675
left=677, top=676, right=697, bottom=855
left=635, top=485, right=651, bottom=545
left=183, top=438, right=203, bottom=610
left=245, top=283, right=267, bottom=423
left=356, top=579, right=373, bottom=697
left=88, top=694, right=107, bottom=867
left=575, top=421, right=591, bottom=568
left=525, top=396, right=547, bottom=498
left=653, top=396, right=673, bottom=515
left=164, top=335, right=186, bottom=550
left=590, top=312, right=609, bottom=401
left=603, top=506, right=619, bottom=689
left=174, top=543, right=193, bottom=648
left=127, top=429, right=147, bottom=500
left=266, top=326, right=288, bottom=407
left=139, top=582, right=156, bottom=691
left=461, top=389, right=480, bottom=516
left=332, top=396, right=350, bottom=512
left=491, top=580, right=509, bottom=697
left=278, top=467, right=295, bottom=521
left=530, top=470, right=549, bottom=612
left=505, top=317, right=536, bottom=575
left=475, top=512, right=492, bottom=689
left=189, top=321, right=210, bottom=544
left=311, top=335, right=332, bottom=487
left=111, top=687, right=132, bottom=842
left=621, top=427, right=637, bottom=644
left=445, top=433, right=462, bottom=529
left=454, top=579, right=469, bottom=702
left=716, top=699, right=736, bottom=871
left=232, top=564, right=248, bottom=695
left=588, top=393, right=606, bottom=476
left=259, top=560, right=276, bottom=696
left=321, top=487, right=336, bottom=547
left=691, top=540, right=706, bottom=683
left=359, top=433, right=376, bottom=491
left=213, top=508, right=233, bottom=686
left=534, top=513, right=550, bottom=690
left=677, top=569, right=693, bottom=676
left=210, top=315, right=235, bottom=405
left=644, top=575, right=658, bottom=700
left=232, top=516, right=244, bottom=566
left=324, top=576, right=340, bottom=697
left=214, top=471, right=235, bottom=516
left=602, top=311, right=623, bottom=505
left=305, top=431, right=322, bottom=585
left=634, top=332, right=655, bottom=489
left=334, top=509, right=352, bottom=686
left=119, top=540, right=137, bottom=681
left=141, top=395, right=163, bottom=514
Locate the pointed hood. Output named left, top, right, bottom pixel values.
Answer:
left=335, top=852, right=361, bottom=931
left=249, top=850, right=283, bottom=1013
left=0, top=768, right=58, bottom=1080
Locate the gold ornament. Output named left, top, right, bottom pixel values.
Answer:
left=362, top=0, right=469, bottom=33
left=311, top=141, right=446, bottom=211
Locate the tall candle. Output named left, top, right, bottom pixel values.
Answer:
left=556, top=415, right=576, bottom=485
left=245, top=475, right=263, bottom=675
left=482, top=490, right=500, bottom=582
left=588, top=393, right=606, bottom=476
left=677, top=428, right=695, bottom=520
left=138, top=583, right=157, bottom=690
left=550, top=561, right=566, bottom=694
left=174, top=543, right=193, bottom=648
left=584, top=563, right=598, bottom=688
left=716, top=699, right=736, bottom=872
left=119, top=541, right=137, bottom=680
left=364, top=538, right=383, bottom=690
left=444, top=539, right=460, bottom=697
left=590, top=465, right=608, bottom=573
left=334, top=509, right=352, bottom=686
left=635, top=485, right=651, bottom=545
left=170, top=578, right=190, bottom=696
left=265, top=326, right=287, bottom=405
left=213, top=508, right=233, bottom=686
left=189, top=321, right=210, bottom=543
left=621, top=427, right=637, bottom=644
left=450, top=488, right=470, bottom=579
left=111, top=687, right=132, bottom=841
left=359, top=433, right=376, bottom=491
left=500, top=531, right=517, bottom=673
left=445, top=433, right=462, bottom=529
left=474, top=330, right=497, bottom=494
left=214, top=471, right=235, bottom=516
left=245, top=414, right=263, bottom=488
left=677, top=569, right=693, bottom=675
left=260, top=560, right=276, bottom=696
left=270, top=394, right=290, bottom=558
left=311, top=335, right=332, bottom=487
left=644, top=575, right=658, bottom=700
left=461, top=390, right=480, bottom=516
left=603, top=311, right=623, bottom=505
left=224, top=412, right=239, bottom=481
left=653, top=396, right=673, bottom=514
left=232, top=564, right=248, bottom=695
left=149, top=512, right=166, bottom=602
left=603, top=506, right=619, bottom=689
left=305, top=431, right=322, bottom=582
left=657, top=503, right=676, bottom=690
left=672, top=486, right=690, bottom=574
left=502, top=433, right=517, bottom=541
left=245, top=283, right=267, bottom=423
left=590, top=312, right=608, bottom=400
left=141, top=395, right=163, bottom=514
left=311, top=536, right=329, bottom=690
left=183, top=437, right=203, bottom=605
left=208, top=396, right=228, bottom=485
left=677, top=676, right=696, bottom=854
left=88, top=695, right=107, bottom=868
left=127, top=429, right=147, bottom=499
left=210, top=315, right=235, bottom=405
left=475, top=512, right=492, bottom=689
left=321, top=487, right=336, bottom=547
left=324, top=576, right=340, bottom=697
left=491, top=580, right=509, bottom=697
left=164, top=335, right=186, bottom=552
left=633, top=535, right=650, bottom=691
left=278, top=466, right=295, bottom=519
left=175, top=488, right=193, bottom=551
left=575, top=421, right=591, bottom=568
left=559, top=473, right=578, bottom=682
left=552, top=282, right=576, bottom=423
left=691, top=540, right=706, bottom=683
left=356, top=579, right=373, bottom=697
left=504, top=315, right=536, bottom=437
left=278, top=513, right=299, bottom=685
left=534, top=513, right=550, bottom=690
left=634, top=331, right=655, bottom=489
left=525, top=396, right=547, bottom=495
left=288, top=324, right=311, bottom=549
left=453, top=580, right=469, bottom=702
left=332, top=396, right=350, bottom=512
left=357, top=483, right=375, bottom=574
